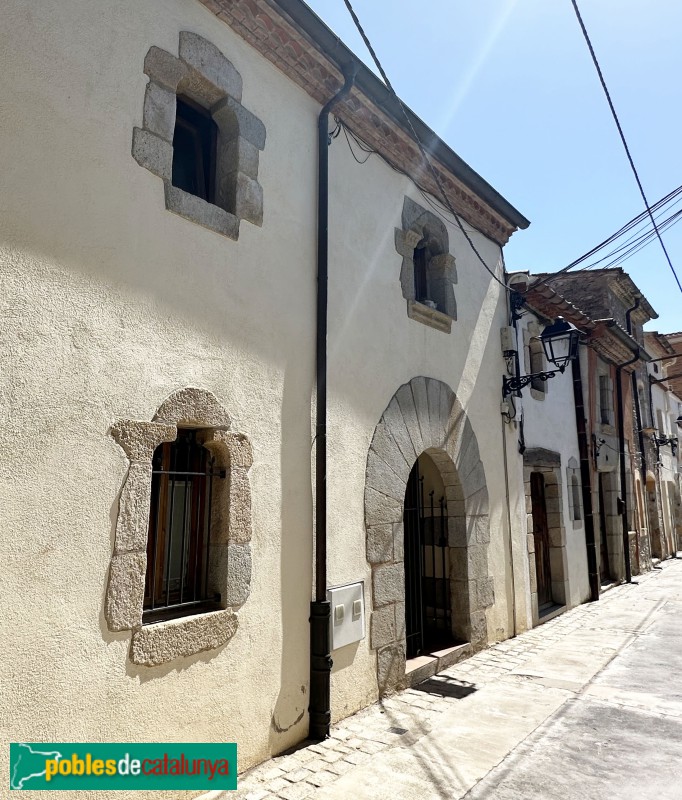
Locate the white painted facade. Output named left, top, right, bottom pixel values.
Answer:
left=505, top=299, right=590, bottom=628
left=0, top=0, right=530, bottom=792
left=648, top=367, right=681, bottom=555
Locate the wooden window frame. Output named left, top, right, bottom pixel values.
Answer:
left=143, top=429, right=223, bottom=624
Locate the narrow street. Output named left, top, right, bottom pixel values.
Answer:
left=228, top=560, right=682, bottom=800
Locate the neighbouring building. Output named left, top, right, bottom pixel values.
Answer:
left=659, top=330, right=682, bottom=551
left=644, top=332, right=682, bottom=557
left=1, top=0, right=535, bottom=790
left=504, top=273, right=591, bottom=627
left=524, top=268, right=661, bottom=585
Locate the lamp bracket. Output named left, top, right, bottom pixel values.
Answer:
left=502, top=366, right=565, bottom=398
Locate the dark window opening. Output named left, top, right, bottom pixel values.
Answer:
left=172, top=96, right=217, bottom=203
left=571, top=474, right=582, bottom=521
left=143, top=429, right=225, bottom=624
left=530, top=339, right=546, bottom=394
left=414, top=242, right=429, bottom=303
left=599, top=375, right=611, bottom=425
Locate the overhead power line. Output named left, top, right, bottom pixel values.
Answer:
left=569, top=0, right=682, bottom=295
left=543, top=182, right=682, bottom=280
left=341, top=0, right=511, bottom=291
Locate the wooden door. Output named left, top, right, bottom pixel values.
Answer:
left=598, top=474, right=611, bottom=581
left=530, top=472, right=553, bottom=608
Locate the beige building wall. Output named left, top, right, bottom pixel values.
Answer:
left=513, top=311, right=590, bottom=615
left=324, top=140, right=520, bottom=714
left=1, top=0, right=524, bottom=795
left=1, top=1, right=320, bottom=794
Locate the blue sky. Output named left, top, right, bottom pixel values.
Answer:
left=304, top=0, right=682, bottom=333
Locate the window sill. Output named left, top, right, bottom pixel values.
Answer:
left=407, top=300, right=453, bottom=333
left=164, top=183, right=239, bottom=240
left=142, top=599, right=222, bottom=626
left=130, top=607, right=238, bottom=667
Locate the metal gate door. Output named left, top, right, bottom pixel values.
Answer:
left=404, top=461, right=451, bottom=659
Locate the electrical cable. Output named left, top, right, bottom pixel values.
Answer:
left=340, top=0, right=511, bottom=291
left=542, top=183, right=682, bottom=280
left=563, top=206, right=682, bottom=275
left=342, top=120, right=483, bottom=237
left=569, top=0, right=682, bottom=295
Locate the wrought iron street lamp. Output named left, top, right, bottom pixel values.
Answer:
left=655, top=434, right=678, bottom=455
left=503, top=316, right=581, bottom=398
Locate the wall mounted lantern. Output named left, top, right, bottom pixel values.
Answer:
left=655, top=434, right=678, bottom=456
left=503, top=316, right=581, bottom=398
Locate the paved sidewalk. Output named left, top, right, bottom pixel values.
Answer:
left=219, top=560, right=682, bottom=800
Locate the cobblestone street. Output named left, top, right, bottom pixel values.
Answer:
left=215, top=559, right=682, bottom=800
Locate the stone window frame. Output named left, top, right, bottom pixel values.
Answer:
left=133, top=31, right=265, bottom=240
left=566, top=456, right=583, bottom=528
left=523, top=321, right=547, bottom=401
left=105, top=388, right=253, bottom=667
left=597, top=370, right=615, bottom=429
left=395, top=197, right=457, bottom=334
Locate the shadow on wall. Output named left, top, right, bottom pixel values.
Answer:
left=268, top=357, right=313, bottom=749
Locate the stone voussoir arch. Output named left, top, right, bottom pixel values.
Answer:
left=364, top=376, right=492, bottom=693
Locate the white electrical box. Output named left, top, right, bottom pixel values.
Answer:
left=500, top=326, right=516, bottom=354
left=327, top=582, right=365, bottom=650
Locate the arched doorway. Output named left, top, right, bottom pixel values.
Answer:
left=364, top=377, right=493, bottom=694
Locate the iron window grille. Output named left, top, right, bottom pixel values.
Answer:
left=171, top=96, right=218, bottom=204
left=143, top=429, right=225, bottom=624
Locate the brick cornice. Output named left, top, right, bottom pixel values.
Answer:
left=201, top=0, right=519, bottom=245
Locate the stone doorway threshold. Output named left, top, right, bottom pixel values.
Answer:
left=537, top=603, right=566, bottom=625
left=405, top=642, right=471, bottom=687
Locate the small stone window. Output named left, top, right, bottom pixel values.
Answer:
left=567, top=457, right=582, bottom=526
left=395, top=197, right=457, bottom=333
left=599, top=374, right=613, bottom=426
left=133, top=32, right=265, bottom=240
left=105, top=388, right=253, bottom=667
left=529, top=337, right=546, bottom=394
left=523, top=321, right=546, bottom=401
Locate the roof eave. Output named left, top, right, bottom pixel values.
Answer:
left=267, top=0, right=530, bottom=231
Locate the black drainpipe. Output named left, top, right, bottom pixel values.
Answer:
left=572, top=352, right=600, bottom=601
left=309, top=65, right=357, bottom=742
left=627, top=300, right=648, bottom=564
left=617, top=299, right=641, bottom=583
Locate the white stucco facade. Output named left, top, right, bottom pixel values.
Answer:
left=505, top=299, right=591, bottom=627
left=1, top=0, right=529, bottom=795
left=648, top=370, right=681, bottom=555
